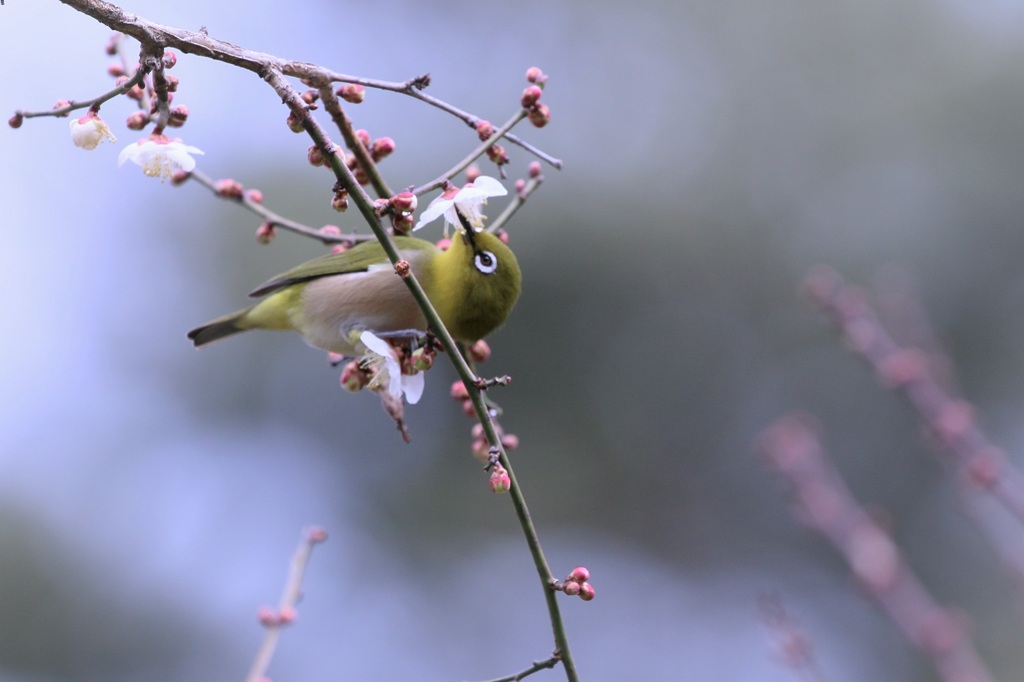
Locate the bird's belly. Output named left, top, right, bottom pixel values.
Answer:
left=298, top=271, right=427, bottom=355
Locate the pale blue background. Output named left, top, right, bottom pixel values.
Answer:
left=5, top=1, right=1024, bottom=680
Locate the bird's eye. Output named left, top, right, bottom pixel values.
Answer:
left=474, top=250, right=498, bottom=275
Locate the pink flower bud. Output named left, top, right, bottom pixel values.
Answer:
left=462, top=399, right=477, bottom=418
left=171, top=169, right=192, bottom=186
left=567, top=566, right=590, bottom=583
left=578, top=583, right=595, bottom=601
left=328, top=352, right=344, bottom=366
left=300, top=89, right=319, bottom=105
left=392, top=191, right=417, bottom=213
left=489, top=465, right=511, bottom=494
left=52, top=100, right=71, bottom=116
left=525, top=66, right=546, bottom=84
left=371, top=137, right=396, bottom=161
left=307, top=526, right=329, bottom=543
left=354, top=168, right=370, bottom=185
left=486, top=144, right=508, bottom=165
left=476, top=119, right=495, bottom=141
left=515, top=178, right=526, bottom=195
left=331, top=242, right=351, bottom=254
left=465, top=165, right=481, bottom=183
left=528, top=103, right=551, bottom=128
left=307, top=144, right=324, bottom=167
left=331, top=190, right=349, bottom=212
left=355, top=129, right=371, bottom=148
left=528, top=161, right=542, bottom=178
left=246, top=189, right=264, bottom=204
left=500, top=433, right=519, bottom=451
left=104, top=36, right=118, bottom=56
left=215, top=178, right=244, bottom=199
left=165, top=75, right=179, bottom=92
left=521, top=85, right=543, bottom=108
left=471, top=438, right=490, bottom=463
left=286, top=111, right=304, bottom=133
left=338, top=83, right=366, bottom=104
left=162, top=50, right=177, bottom=69
left=167, top=104, right=189, bottom=128
left=435, top=237, right=452, bottom=251
left=107, top=63, right=125, bottom=78
left=255, top=222, right=276, bottom=245
left=126, top=84, right=144, bottom=101
left=278, top=606, right=297, bottom=624
left=257, top=606, right=277, bottom=626
left=8, top=113, right=23, bottom=129
left=468, top=339, right=491, bottom=363
left=496, top=230, right=510, bottom=245
left=450, top=381, right=470, bottom=401
left=319, top=225, right=342, bottom=239
left=126, top=111, right=148, bottom=130
left=562, top=581, right=581, bottom=596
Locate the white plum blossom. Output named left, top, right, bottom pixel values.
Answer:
left=69, top=113, right=117, bottom=150
left=118, top=135, right=204, bottom=179
left=413, top=175, right=507, bottom=233
left=359, top=331, right=424, bottom=404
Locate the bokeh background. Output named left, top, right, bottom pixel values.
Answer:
left=5, top=1, right=1024, bottom=680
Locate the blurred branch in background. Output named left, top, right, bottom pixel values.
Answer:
left=759, top=414, right=994, bottom=682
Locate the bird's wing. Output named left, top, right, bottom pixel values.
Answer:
left=248, top=237, right=437, bottom=297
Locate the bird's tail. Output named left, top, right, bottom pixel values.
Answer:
left=187, top=308, right=253, bottom=347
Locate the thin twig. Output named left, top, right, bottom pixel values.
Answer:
left=245, top=527, right=328, bottom=682
left=759, top=415, right=994, bottom=682
left=489, top=174, right=544, bottom=235
left=476, top=654, right=562, bottom=682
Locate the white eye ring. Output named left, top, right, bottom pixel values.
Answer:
left=474, top=250, right=498, bottom=275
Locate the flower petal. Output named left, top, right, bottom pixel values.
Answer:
left=403, top=372, right=425, bottom=404
left=359, top=330, right=392, bottom=355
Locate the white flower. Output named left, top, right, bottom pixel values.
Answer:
left=359, top=331, right=425, bottom=404
left=69, top=113, right=117, bottom=150
left=118, top=135, right=204, bottom=179
left=413, top=175, right=507, bottom=232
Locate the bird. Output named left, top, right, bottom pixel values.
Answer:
left=186, top=228, right=521, bottom=357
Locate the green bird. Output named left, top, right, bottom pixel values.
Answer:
left=187, top=228, right=521, bottom=356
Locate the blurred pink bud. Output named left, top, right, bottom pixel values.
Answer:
left=500, top=433, right=519, bottom=451
left=525, top=66, right=546, bottom=84
left=450, top=380, right=470, bottom=401
left=257, top=606, right=277, bottom=626
left=167, top=104, right=189, bottom=128
left=286, top=111, right=304, bottom=133
left=52, top=100, right=72, bottom=116
left=107, top=63, right=125, bottom=78
left=126, top=111, right=148, bottom=130
left=578, top=583, right=595, bottom=601
left=170, top=169, right=191, bottom=186
left=278, top=606, right=297, bottom=624
left=486, top=144, right=508, bottom=165
left=215, top=178, right=244, bottom=199
left=307, top=526, right=329, bottom=543
left=104, top=36, right=118, bottom=56
left=354, top=168, right=370, bottom=185
left=515, top=178, right=526, bottom=195
left=528, top=103, right=551, bottom=128
left=489, top=464, right=511, bottom=493
left=331, top=190, right=349, bottom=212
left=468, top=339, right=491, bottom=363
left=307, top=144, right=324, bottom=167
left=521, top=85, right=543, bottom=108
left=465, top=165, right=481, bottom=183
left=435, top=237, right=452, bottom=251
left=255, top=222, right=276, bottom=245
left=371, top=137, right=396, bottom=161
left=246, top=188, right=264, bottom=204
left=300, top=89, right=319, bottom=105
left=567, top=566, right=590, bottom=583
left=8, top=113, right=23, bottom=129
left=338, top=83, right=366, bottom=104
left=462, top=399, right=477, bottom=418
left=319, top=225, right=342, bottom=239
left=331, top=242, right=351, bottom=254
left=327, top=352, right=345, bottom=366
left=162, top=50, right=177, bottom=69
left=528, top=161, right=542, bottom=178
left=476, top=119, right=495, bottom=141
left=126, top=84, right=144, bottom=101
left=355, top=129, right=371, bottom=148
left=562, top=581, right=581, bottom=596
left=496, top=229, right=510, bottom=245
left=165, top=75, right=179, bottom=92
